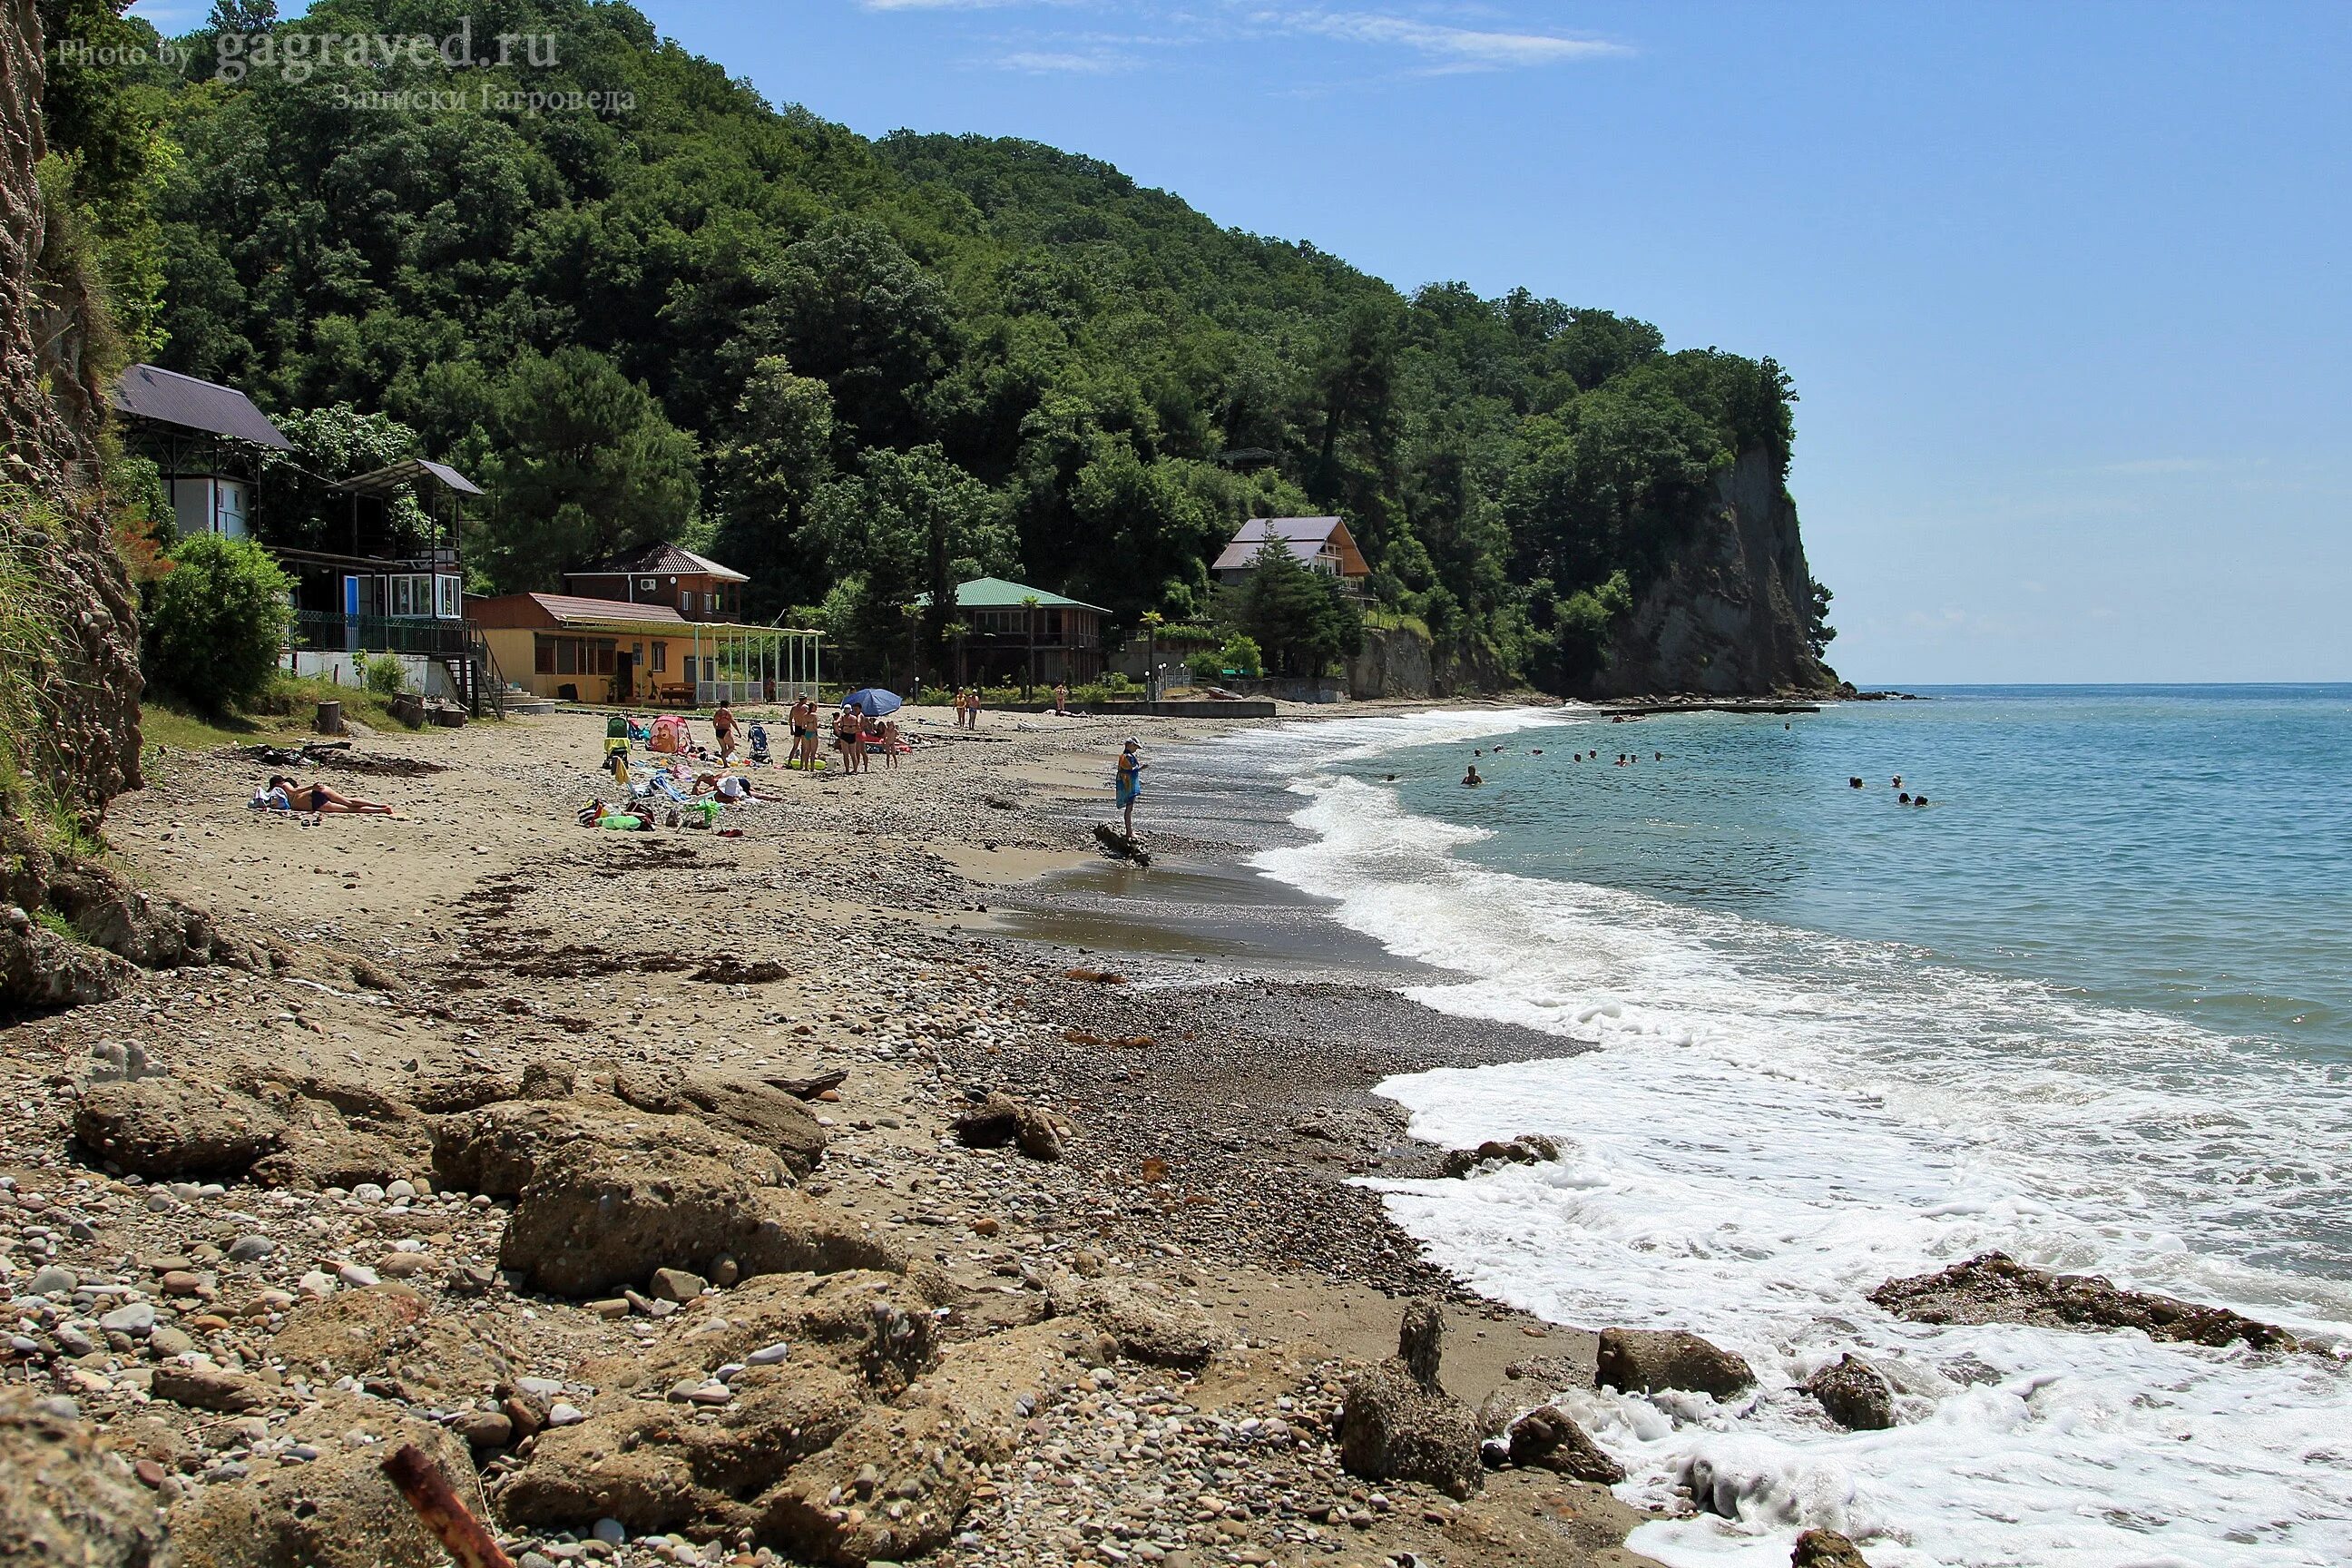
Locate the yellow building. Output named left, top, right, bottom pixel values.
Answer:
left=466, top=592, right=819, bottom=706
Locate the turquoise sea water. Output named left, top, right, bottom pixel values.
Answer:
left=1392, top=685, right=2352, bottom=1062
left=1197, top=690, right=2352, bottom=1568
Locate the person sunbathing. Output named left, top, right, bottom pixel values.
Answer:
left=264, top=775, right=393, bottom=815
left=692, top=772, right=756, bottom=802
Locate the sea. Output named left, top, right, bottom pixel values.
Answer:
left=1162, top=687, right=2352, bottom=1568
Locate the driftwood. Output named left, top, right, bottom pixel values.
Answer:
left=382, top=1443, right=514, bottom=1568
left=764, top=1068, right=849, bottom=1100
left=1093, top=822, right=1152, bottom=867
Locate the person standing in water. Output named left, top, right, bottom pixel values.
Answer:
left=1114, top=739, right=1145, bottom=836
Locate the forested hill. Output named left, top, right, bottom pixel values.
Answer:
left=41, top=0, right=1838, bottom=695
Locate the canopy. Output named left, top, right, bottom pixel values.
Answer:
left=842, top=688, right=902, bottom=717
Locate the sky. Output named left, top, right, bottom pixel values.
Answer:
left=143, top=0, right=2352, bottom=682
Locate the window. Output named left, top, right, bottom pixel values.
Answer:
left=436, top=575, right=462, bottom=619
left=593, top=642, right=615, bottom=676
left=555, top=639, right=578, bottom=676
left=650, top=642, right=666, bottom=672
left=390, top=577, right=412, bottom=617
left=534, top=637, right=554, bottom=674
left=683, top=656, right=697, bottom=684
left=214, top=478, right=250, bottom=539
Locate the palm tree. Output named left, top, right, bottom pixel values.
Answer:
left=943, top=619, right=971, bottom=690
left=1021, top=594, right=1041, bottom=701
left=1140, top=610, right=1164, bottom=703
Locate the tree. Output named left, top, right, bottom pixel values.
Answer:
left=1221, top=540, right=1363, bottom=678
left=709, top=357, right=837, bottom=618
left=1807, top=577, right=1838, bottom=657
left=475, top=348, right=701, bottom=591
left=756, top=217, right=954, bottom=447
left=142, top=533, right=292, bottom=712
left=803, top=446, right=1011, bottom=679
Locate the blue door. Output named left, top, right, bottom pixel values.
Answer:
left=342, top=576, right=361, bottom=653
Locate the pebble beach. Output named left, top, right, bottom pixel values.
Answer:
left=0, top=700, right=1669, bottom=1568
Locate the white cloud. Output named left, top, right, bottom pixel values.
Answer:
left=1267, top=9, right=1631, bottom=69
left=993, top=47, right=1134, bottom=72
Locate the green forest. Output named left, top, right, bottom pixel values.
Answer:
left=39, top=0, right=1833, bottom=691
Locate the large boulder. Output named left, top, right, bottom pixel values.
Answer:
left=1868, top=1252, right=2297, bottom=1350
left=1338, top=1362, right=1484, bottom=1499
left=1595, top=1328, right=1756, bottom=1400
left=951, top=1093, right=1064, bottom=1161
left=1792, top=1527, right=1875, bottom=1568
left=1504, top=1406, right=1625, bottom=1484
left=0, top=1392, right=169, bottom=1567
left=1338, top=1301, right=1483, bottom=1498
left=612, top=1070, right=828, bottom=1175
left=730, top=1191, right=907, bottom=1282
left=1804, top=1354, right=1896, bottom=1431
left=169, top=1395, right=478, bottom=1568
left=73, top=1077, right=285, bottom=1180
left=431, top=1097, right=786, bottom=1199
left=1439, top=1133, right=1559, bottom=1178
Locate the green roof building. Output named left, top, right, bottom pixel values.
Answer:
left=926, top=577, right=1108, bottom=686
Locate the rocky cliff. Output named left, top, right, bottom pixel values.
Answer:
left=1, top=0, right=243, bottom=1009
left=1582, top=447, right=1836, bottom=699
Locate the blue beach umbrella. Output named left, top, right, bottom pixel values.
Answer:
left=843, top=688, right=903, bottom=717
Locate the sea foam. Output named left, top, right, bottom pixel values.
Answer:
left=1237, top=723, right=2352, bottom=1568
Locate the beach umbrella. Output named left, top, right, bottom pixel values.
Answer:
left=843, top=687, right=903, bottom=717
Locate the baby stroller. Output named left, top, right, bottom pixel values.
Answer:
left=747, top=722, right=771, bottom=765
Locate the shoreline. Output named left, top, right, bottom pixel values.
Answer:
left=1, top=698, right=1668, bottom=1568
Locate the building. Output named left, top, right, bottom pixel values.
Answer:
left=111, top=362, right=289, bottom=541
left=562, top=542, right=749, bottom=622
left=467, top=592, right=820, bottom=707
left=1211, top=516, right=1370, bottom=592
left=113, top=365, right=498, bottom=710
left=931, top=577, right=1108, bottom=686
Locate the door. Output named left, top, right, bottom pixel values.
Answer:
left=341, top=575, right=361, bottom=653
left=612, top=652, right=633, bottom=704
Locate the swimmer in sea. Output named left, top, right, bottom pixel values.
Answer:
left=1462, top=765, right=1484, bottom=787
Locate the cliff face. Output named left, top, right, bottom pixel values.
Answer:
left=2, top=0, right=244, bottom=1009
left=1581, top=448, right=1835, bottom=699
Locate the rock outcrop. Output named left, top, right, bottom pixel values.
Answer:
left=0, top=1391, right=170, bottom=1567
left=1791, top=1527, right=1876, bottom=1568
left=1868, top=1252, right=2298, bottom=1350
left=1583, top=447, right=1835, bottom=699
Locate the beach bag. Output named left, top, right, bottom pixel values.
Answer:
left=682, top=799, right=720, bottom=829
left=651, top=715, right=689, bottom=754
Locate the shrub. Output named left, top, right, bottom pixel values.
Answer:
left=1104, top=671, right=1130, bottom=691
left=1219, top=635, right=1264, bottom=679
left=358, top=652, right=407, bottom=695
left=1186, top=650, right=1221, bottom=683
left=142, top=534, right=293, bottom=713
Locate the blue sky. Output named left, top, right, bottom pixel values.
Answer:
left=143, top=1, right=2350, bottom=682
left=626, top=0, right=2351, bottom=684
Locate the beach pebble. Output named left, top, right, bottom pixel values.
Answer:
left=227, top=1235, right=274, bottom=1262
left=335, top=1262, right=380, bottom=1289
left=99, top=1300, right=154, bottom=1335
left=27, top=1264, right=76, bottom=1296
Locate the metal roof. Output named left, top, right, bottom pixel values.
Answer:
left=517, top=593, right=690, bottom=627
left=939, top=577, right=1110, bottom=613
left=1213, top=536, right=1328, bottom=573
left=111, top=364, right=290, bottom=449
left=334, top=457, right=485, bottom=497
left=570, top=541, right=748, bottom=583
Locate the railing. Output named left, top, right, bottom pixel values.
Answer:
left=291, top=612, right=473, bottom=658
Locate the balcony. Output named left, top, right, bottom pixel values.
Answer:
left=292, top=612, right=474, bottom=658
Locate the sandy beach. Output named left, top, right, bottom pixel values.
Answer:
left=0, top=698, right=1678, bottom=1568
